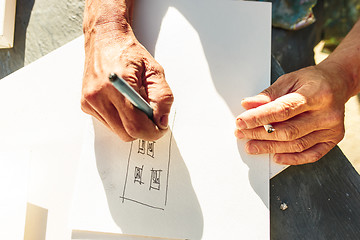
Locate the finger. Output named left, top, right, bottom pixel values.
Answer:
left=109, top=86, right=167, bottom=141
left=236, top=92, right=308, bottom=130
left=236, top=111, right=326, bottom=141
left=244, top=129, right=340, bottom=155
left=241, top=93, right=272, bottom=110
left=145, top=69, right=174, bottom=130
left=82, top=99, right=111, bottom=129
left=83, top=91, right=135, bottom=142
left=273, top=142, right=336, bottom=165
left=241, top=74, right=293, bottom=110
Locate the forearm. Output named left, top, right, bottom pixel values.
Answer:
left=318, top=19, right=360, bottom=100
left=83, top=0, right=135, bottom=37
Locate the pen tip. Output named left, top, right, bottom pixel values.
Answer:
left=109, top=73, right=117, bottom=82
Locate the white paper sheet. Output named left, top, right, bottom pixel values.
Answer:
left=0, top=0, right=276, bottom=239
left=0, top=37, right=86, bottom=240
left=71, top=0, right=272, bottom=239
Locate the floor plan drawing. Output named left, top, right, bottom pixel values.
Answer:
left=120, top=119, right=174, bottom=211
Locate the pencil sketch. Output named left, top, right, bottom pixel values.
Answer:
left=134, top=165, right=144, bottom=185
left=149, top=168, right=162, bottom=191
left=147, top=141, right=155, bottom=158
left=120, top=113, right=175, bottom=210
left=138, top=140, right=146, bottom=154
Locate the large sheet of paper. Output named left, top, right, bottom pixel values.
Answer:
left=0, top=0, right=275, bottom=239
left=71, top=0, right=272, bottom=239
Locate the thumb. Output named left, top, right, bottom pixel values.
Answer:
left=241, top=75, right=291, bottom=110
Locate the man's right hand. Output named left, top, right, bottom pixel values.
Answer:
left=81, top=0, right=173, bottom=142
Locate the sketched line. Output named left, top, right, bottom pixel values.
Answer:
left=165, top=111, right=176, bottom=206
left=121, top=141, right=133, bottom=203
left=119, top=196, right=165, bottom=211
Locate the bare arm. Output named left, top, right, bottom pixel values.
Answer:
left=318, top=20, right=360, bottom=98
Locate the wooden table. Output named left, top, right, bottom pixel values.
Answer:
left=270, top=146, right=360, bottom=239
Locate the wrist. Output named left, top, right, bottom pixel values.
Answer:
left=83, top=0, right=133, bottom=37
left=316, top=59, right=355, bottom=103
left=316, top=20, right=360, bottom=100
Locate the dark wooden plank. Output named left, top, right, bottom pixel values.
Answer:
left=270, top=146, right=360, bottom=240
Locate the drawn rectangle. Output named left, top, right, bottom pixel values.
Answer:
left=120, top=122, right=174, bottom=210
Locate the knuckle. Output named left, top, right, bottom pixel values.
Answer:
left=265, top=142, right=276, bottom=153
left=159, top=90, right=174, bottom=105
left=250, top=129, right=261, bottom=139
left=282, top=124, right=300, bottom=141
left=278, top=102, right=293, bottom=120
left=124, top=121, right=142, bottom=138
left=146, top=61, right=165, bottom=78
left=243, top=129, right=260, bottom=140
left=268, top=112, right=279, bottom=124
left=247, top=115, right=263, bottom=128
left=274, top=96, right=307, bottom=122
left=293, top=138, right=308, bottom=152
left=155, top=64, right=165, bottom=76
left=82, top=87, right=102, bottom=104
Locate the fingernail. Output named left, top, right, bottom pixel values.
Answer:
left=235, top=129, right=245, bottom=139
left=159, top=114, right=169, bottom=129
left=246, top=143, right=259, bottom=154
left=236, top=118, right=247, bottom=129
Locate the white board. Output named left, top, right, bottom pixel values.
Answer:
left=71, top=0, right=272, bottom=239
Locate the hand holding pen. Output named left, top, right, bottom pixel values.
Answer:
left=81, top=21, right=173, bottom=141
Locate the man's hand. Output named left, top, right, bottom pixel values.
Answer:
left=235, top=64, right=348, bottom=165
left=235, top=18, right=360, bottom=166
left=81, top=8, right=173, bottom=141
